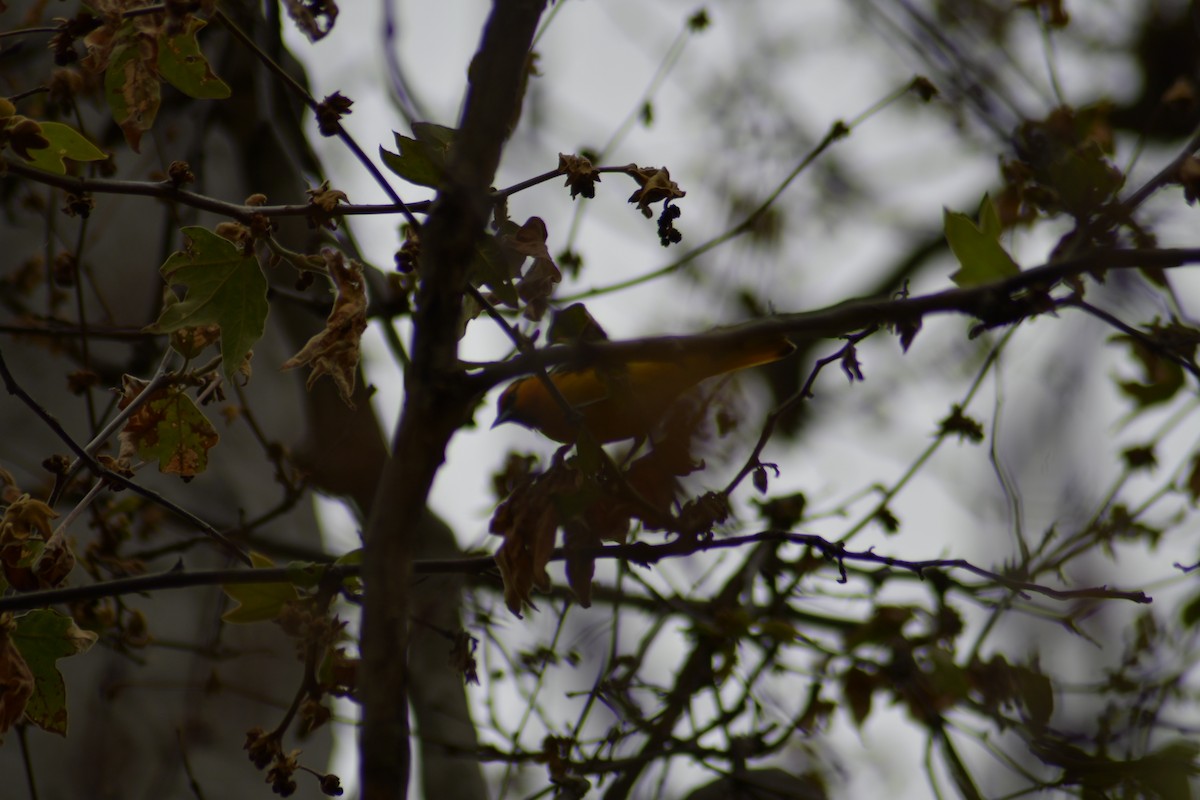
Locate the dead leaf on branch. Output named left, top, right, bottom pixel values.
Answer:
left=0, top=496, right=56, bottom=544
left=32, top=536, right=75, bottom=591
left=315, top=91, right=353, bottom=137
left=503, top=217, right=562, bottom=321
left=0, top=495, right=74, bottom=591
left=284, top=0, right=338, bottom=42
left=306, top=180, right=348, bottom=229
left=281, top=251, right=367, bottom=408
left=490, top=436, right=703, bottom=615
left=0, top=621, right=34, bottom=736
left=84, top=13, right=165, bottom=154
left=474, top=216, right=562, bottom=323
left=0, top=467, right=18, bottom=505
left=490, top=463, right=579, bottom=617
left=558, top=152, right=600, bottom=199
left=625, top=165, right=686, bottom=217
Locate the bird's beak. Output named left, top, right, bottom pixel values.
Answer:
left=492, top=404, right=516, bottom=429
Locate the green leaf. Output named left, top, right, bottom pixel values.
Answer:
left=978, top=192, right=1002, bottom=239
left=379, top=122, right=456, bottom=188
left=13, top=610, right=97, bottom=736
left=222, top=552, right=299, bottom=624
left=285, top=560, right=325, bottom=590
left=334, top=548, right=363, bottom=566
left=148, top=227, right=268, bottom=381
left=22, top=122, right=108, bottom=175
left=413, top=122, right=456, bottom=155
left=1014, top=664, right=1054, bottom=728
left=157, top=18, right=231, bottom=100
left=1182, top=591, right=1200, bottom=629
left=332, top=548, right=363, bottom=592
left=944, top=195, right=1021, bottom=287
left=1047, top=143, right=1123, bottom=218
left=124, top=386, right=219, bottom=476
left=1139, top=740, right=1200, bottom=800
left=286, top=551, right=362, bottom=590
left=842, top=667, right=876, bottom=727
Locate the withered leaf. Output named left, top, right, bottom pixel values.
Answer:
left=490, top=464, right=580, bottom=616
left=0, top=626, right=34, bottom=735
left=281, top=251, right=367, bottom=408
left=283, top=0, right=338, bottom=41
left=558, top=153, right=600, bottom=199
left=502, top=217, right=561, bottom=321
left=0, top=496, right=62, bottom=591
left=626, top=165, right=685, bottom=217
left=118, top=381, right=219, bottom=477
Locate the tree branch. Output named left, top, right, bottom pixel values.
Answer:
left=468, top=246, right=1200, bottom=392
left=357, top=3, right=547, bottom=799
left=0, top=347, right=251, bottom=566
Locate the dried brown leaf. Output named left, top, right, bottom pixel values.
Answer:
left=490, top=464, right=580, bottom=616
left=281, top=251, right=367, bottom=407
left=0, top=625, right=34, bottom=735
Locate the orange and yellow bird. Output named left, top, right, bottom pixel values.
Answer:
left=493, top=334, right=794, bottom=443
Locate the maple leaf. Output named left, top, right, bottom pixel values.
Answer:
left=221, top=552, right=300, bottom=624
left=147, top=227, right=269, bottom=382
left=119, top=383, right=220, bottom=477
left=379, top=122, right=456, bottom=189
left=102, top=19, right=161, bottom=153
left=944, top=194, right=1021, bottom=288
left=10, top=610, right=97, bottom=736
left=19, top=121, right=107, bottom=175
left=281, top=251, right=367, bottom=407
left=156, top=18, right=230, bottom=100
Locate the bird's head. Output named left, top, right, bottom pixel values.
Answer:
left=493, top=378, right=533, bottom=431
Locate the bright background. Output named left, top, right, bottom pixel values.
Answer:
left=284, top=2, right=1200, bottom=797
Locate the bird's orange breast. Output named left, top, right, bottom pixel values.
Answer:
left=495, top=335, right=793, bottom=443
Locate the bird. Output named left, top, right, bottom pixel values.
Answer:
left=493, top=333, right=794, bottom=443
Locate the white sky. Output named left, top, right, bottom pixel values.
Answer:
left=285, top=2, right=1200, bottom=797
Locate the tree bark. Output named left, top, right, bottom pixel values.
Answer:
left=357, top=2, right=547, bottom=798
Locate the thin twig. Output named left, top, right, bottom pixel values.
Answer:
left=0, top=562, right=357, bottom=612
left=1068, top=297, right=1200, bottom=382
left=56, top=347, right=175, bottom=499
left=724, top=328, right=878, bottom=495
left=212, top=9, right=420, bottom=230
left=0, top=348, right=250, bottom=565
left=176, top=729, right=207, bottom=800
left=1109, top=118, right=1200, bottom=222
left=561, top=80, right=916, bottom=302
left=16, top=724, right=39, bottom=800
left=471, top=247, right=1200, bottom=394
